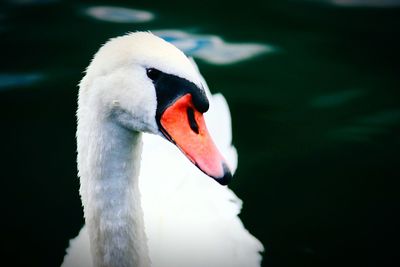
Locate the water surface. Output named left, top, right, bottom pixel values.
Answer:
left=0, top=1, right=399, bottom=266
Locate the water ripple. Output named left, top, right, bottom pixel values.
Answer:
left=0, top=73, right=43, bottom=91
left=310, top=89, right=364, bottom=108
left=154, top=30, right=273, bottom=65
left=325, top=0, right=400, bottom=7
left=328, top=109, right=400, bottom=142
left=6, top=0, right=59, bottom=5
left=85, top=6, right=154, bottom=23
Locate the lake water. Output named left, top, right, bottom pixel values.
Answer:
left=1, top=0, right=399, bottom=266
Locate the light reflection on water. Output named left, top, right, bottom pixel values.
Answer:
left=84, top=6, right=154, bottom=23
left=5, top=0, right=59, bottom=5
left=154, top=30, right=273, bottom=65
left=358, top=110, right=400, bottom=125
left=310, top=89, right=364, bottom=108
left=0, top=73, right=43, bottom=90
left=81, top=5, right=270, bottom=64
left=329, top=110, right=400, bottom=142
left=329, top=125, right=387, bottom=142
left=307, top=0, right=400, bottom=7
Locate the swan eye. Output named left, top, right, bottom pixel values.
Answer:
left=187, top=107, right=199, bottom=134
left=146, top=68, right=161, bottom=81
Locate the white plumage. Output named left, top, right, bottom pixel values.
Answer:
left=61, top=32, right=263, bottom=267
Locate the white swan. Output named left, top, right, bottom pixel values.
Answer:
left=62, top=32, right=263, bottom=267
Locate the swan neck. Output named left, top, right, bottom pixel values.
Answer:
left=77, top=116, right=150, bottom=267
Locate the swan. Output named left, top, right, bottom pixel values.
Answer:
left=61, top=32, right=263, bottom=267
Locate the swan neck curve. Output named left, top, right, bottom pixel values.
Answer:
left=77, top=111, right=150, bottom=267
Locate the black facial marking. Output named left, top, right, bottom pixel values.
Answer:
left=218, top=163, right=232, bottom=185
left=187, top=107, right=199, bottom=134
left=150, top=69, right=209, bottom=130
left=146, top=68, right=161, bottom=81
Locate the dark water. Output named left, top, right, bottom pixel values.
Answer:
left=1, top=0, right=399, bottom=266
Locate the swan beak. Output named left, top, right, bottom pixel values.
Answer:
left=159, top=94, right=232, bottom=185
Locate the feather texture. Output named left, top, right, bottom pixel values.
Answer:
left=61, top=33, right=263, bottom=267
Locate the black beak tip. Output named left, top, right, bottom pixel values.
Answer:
left=215, top=163, right=232, bottom=186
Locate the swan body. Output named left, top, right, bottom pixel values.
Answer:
left=62, top=32, right=263, bottom=267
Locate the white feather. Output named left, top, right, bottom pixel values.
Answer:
left=62, top=32, right=263, bottom=267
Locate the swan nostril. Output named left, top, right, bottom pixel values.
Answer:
left=187, top=107, right=199, bottom=134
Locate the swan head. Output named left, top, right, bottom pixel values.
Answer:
left=79, top=32, right=231, bottom=185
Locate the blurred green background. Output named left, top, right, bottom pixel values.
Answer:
left=0, top=0, right=399, bottom=266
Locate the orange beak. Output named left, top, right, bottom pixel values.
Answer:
left=159, top=94, right=232, bottom=185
